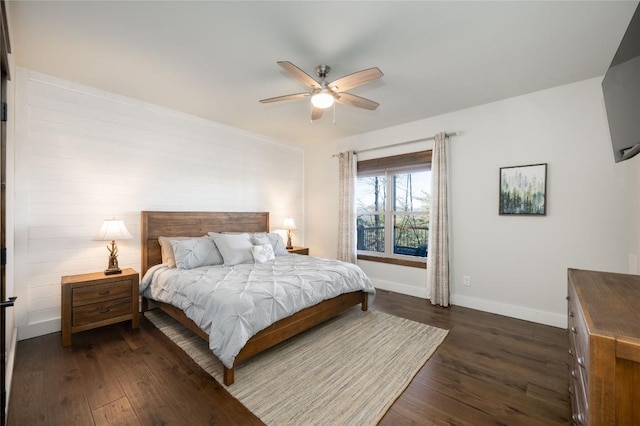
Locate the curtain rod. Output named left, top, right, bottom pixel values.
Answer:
left=331, top=131, right=459, bottom=157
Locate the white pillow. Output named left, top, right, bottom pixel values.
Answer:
left=159, top=236, right=210, bottom=268
left=251, top=233, right=288, bottom=256
left=251, top=244, right=275, bottom=263
left=170, top=237, right=223, bottom=270
left=209, top=232, right=254, bottom=266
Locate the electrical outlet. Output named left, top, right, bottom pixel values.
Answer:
left=463, top=276, right=471, bottom=286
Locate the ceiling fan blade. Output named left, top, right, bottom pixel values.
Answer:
left=278, top=61, right=321, bottom=89
left=259, top=93, right=310, bottom=103
left=335, top=93, right=380, bottom=110
left=328, top=67, right=383, bottom=92
left=311, top=105, right=325, bottom=121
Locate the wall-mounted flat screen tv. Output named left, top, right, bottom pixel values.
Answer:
left=602, top=3, right=640, bottom=163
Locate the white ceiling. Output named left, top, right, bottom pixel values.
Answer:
left=8, top=1, right=639, bottom=145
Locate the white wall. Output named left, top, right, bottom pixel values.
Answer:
left=305, top=77, right=629, bottom=328
left=13, top=68, right=304, bottom=340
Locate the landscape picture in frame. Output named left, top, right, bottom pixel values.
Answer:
left=499, top=163, right=547, bottom=215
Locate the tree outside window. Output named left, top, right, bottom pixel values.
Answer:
left=356, top=167, right=430, bottom=259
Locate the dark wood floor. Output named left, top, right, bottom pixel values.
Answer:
left=7, top=290, right=570, bottom=425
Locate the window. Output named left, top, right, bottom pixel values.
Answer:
left=356, top=151, right=431, bottom=268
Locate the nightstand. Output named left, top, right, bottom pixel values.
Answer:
left=61, top=268, right=139, bottom=346
left=287, top=246, right=309, bottom=255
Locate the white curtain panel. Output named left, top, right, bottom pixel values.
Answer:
left=427, top=132, right=450, bottom=306
left=337, top=151, right=357, bottom=263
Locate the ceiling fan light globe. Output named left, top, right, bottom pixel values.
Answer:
left=311, top=92, right=335, bottom=109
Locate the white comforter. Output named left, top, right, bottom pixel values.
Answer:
left=140, top=255, right=375, bottom=368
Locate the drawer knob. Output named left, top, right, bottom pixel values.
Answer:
left=99, top=290, right=110, bottom=295
left=570, top=326, right=578, bottom=334
left=568, top=348, right=573, bottom=356
left=577, top=356, right=585, bottom=367
left=571, top=369, right=578, bottom=378
left=99, top=307, right=111, bottom=314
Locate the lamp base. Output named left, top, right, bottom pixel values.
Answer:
left=286, top=230, right=293, bottom=250
left=105, top=252, right=121, bottom=275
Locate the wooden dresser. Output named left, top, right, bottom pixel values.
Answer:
left=567, top=268, right=640, bottom=425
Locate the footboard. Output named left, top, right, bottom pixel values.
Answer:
left=225, top=291, right=367, bottom=384
left=146, top=291, right=367, bottom=386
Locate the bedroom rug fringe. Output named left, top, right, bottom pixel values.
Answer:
left=145, top=308, right=448, bottom=426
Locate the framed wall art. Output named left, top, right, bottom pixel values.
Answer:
left=499, top=163, right=547, bottom=215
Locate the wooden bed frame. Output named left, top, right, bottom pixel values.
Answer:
left=140, top=211, right=368, bottom=386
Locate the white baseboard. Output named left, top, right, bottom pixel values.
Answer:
left=372, top=278, right=427, bottom=299
left=17, top=319, right=60, bottom=341
left=13, top=292, right=565, bottom=348
left=450, top=294, right=567, bottom=328
left=371, top=280, right=566, bottom=328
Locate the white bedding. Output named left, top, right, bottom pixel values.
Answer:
left=141, top=254, right=375, bottom=368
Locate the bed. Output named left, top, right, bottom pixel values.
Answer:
left=140, top=211, right=374, bottom=385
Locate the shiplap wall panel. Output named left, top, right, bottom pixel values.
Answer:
left=14, top=68, right=305, bottom=340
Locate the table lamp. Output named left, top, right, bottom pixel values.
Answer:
left=282, top=217, right=296, bottom=250
left=94, top=218, right=132, bottom=275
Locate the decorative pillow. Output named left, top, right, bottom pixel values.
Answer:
left=250, top=234, right=270, bottom=246
left=159, top=236, right=210, bottom=268
left=251, top=232, right=288, bottom=256
left=170, top=237, right=224, bottom=270
left=209, top=232, right=254, bottom=266
left=251, top=244, right=275, bottom=263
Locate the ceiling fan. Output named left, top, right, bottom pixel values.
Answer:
left=259, top=61, right=383, bottom=121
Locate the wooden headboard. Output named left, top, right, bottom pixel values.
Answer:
left=140, top=211, right=270, bottom=275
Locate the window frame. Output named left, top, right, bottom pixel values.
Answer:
left=356, top=151, right=432, bottom=269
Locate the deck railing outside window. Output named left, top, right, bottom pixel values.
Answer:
left=357, top=225, right=428, bottom=257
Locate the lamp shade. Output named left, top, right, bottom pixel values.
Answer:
left=94, top=219, right=132, bottom=241
left=282, top=218, right=297, bottom=230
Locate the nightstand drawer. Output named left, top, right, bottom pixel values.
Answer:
left=72, top=297, right=132, bottom=327
left=72, top=280, right=132, bottom=306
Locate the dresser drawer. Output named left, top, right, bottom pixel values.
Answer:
left=569, top=382, right=588, bottom=425
left=72, top=297, right=132, bottom=327
left=568, top=297, right=590, bottom=375
left=570, top=359, right=588, bottom=425
left=567, top=268, right=640, bottom=425
left=72, top=280, right=132, bottom=306
left=568, top=283, right=590, bottom=424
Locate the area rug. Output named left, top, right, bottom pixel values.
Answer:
left=146, top=307, right=448, bottom=425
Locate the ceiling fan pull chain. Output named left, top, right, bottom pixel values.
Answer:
left=333, top=103, right=336, bottom=125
